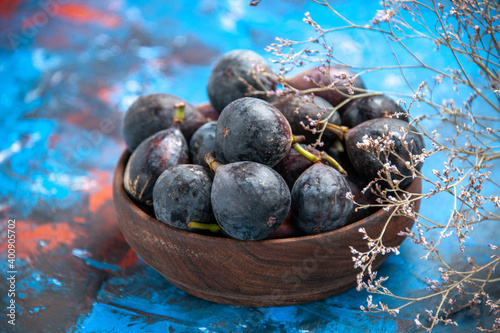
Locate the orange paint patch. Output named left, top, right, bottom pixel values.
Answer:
left=17, top=3, right=121, bottom=30
left=74, top=216, right=86, bottom=223
left=15, top=221, right=80, bottom=259
left=57, top=3, right=121, bottom=28
left=89, top=170, right=113, bottom=213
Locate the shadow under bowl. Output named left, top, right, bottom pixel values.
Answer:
left=113, top=150, right=421, bottom=307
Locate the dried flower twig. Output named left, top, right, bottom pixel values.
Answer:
left=252, top=0, right=500, bottom=331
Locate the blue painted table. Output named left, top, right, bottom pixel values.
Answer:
left=1, top=0, right=498, bottom=332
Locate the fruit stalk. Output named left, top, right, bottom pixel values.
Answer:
left=320, top=152, right=347, bottom=177
left=187, top=222, right=221, bottom=233
left=293, top=144, right=347, bottom=177
left=293, top=143, right=320, bottom=164
left=292, top=135, right=306, bottom=145
left=173, top=102, right=185, bottom=124
left=326, top=123, right=349, bottom=140
left=205, top=151, right=223, bottom=173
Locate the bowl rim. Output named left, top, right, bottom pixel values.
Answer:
left=115, top=149, right=422, bottom=244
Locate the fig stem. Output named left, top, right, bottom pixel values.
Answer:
left=293, top=144, right=320, bottom=164
left=326, top=123, right=349, bottom=140
left=187, top=221, right=221, bottom=233
left=320, top=151, right=347, bottom=177
left=292, top=135, right=306, bottom=145
left=173, top=103, right=185, bottom=124
left=205, top=151, right=223, bottom=172
left=293, top=144, right=347, bottom=177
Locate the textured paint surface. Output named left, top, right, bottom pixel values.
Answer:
left=0, top=0, right=498, bottom=332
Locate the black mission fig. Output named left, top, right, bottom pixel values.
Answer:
left=328, top=118, right=425, bottom=188
left=341, top=95, right=408, bottom=128
left=206, top=151, right=291, bottom=241
left=216, top=97, right=293, bottom=167
left=153, top=164, right=214, bottom=230
left=291, top=163, right=353, bottom=234
left=123, top=103, right=189, bottom=205
left=207, top=49, right=276, bottom=113
left=189, top=121, right=218, bottom=168
left=272, top=95, right=341, bottom=146
left=123, top=93, right=206, bottom=152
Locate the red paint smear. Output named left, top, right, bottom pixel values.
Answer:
left=118, top=248, right=138, bottom=268
left=48, top=133, right=60, bottom=149
left=21, top=17, right=35, bottom=30
left=97, top=86, right=118, bottom=104
left=88, top=170, right=113, bottom=213
left=16, top=221, right=79, bottom=259
left=58, top=3, right=121, bottom=28
left=64, top=106, right=90, bottom=123
left=0, top=0, right=24, bottom=17
left=19, top=3, right=121, bottom=29
left=64, top=107, right=95, bottom=129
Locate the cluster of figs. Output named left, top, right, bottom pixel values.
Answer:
left=122, top=49, right=425, bottom=241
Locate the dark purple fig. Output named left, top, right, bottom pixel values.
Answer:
left=206, top=152, right=291, bottom=241
left=343, top=118, right=425, bottom=188
left=153, top=164, right=214, bottom=230
left=341, top=95, right=408, bottom=128
left=123, top=93, right=206, bottom=152
left=123, top=104, right=189, bottom=205
left=285, top=66, right=365, bottom=107
left=272, top=95, right=341, bottom=146
left=216, top=97, right=293, bottom=167
left=273, top=144, right=319, bottom=190
left=189, top=121, right=218, bottom=168
left=291, top=163, right=353, bottom=234
left=207, top=49, right=276, bottom=113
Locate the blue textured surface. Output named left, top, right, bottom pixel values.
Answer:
left=0, top=0, right=498, bottom=332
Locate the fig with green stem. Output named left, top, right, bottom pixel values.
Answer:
left=153, top=164, right=216, bottom=231
left=326, top=118, right=425, bottom=188
left=123, top=93, right=206, bottom=152
left=205, top=151, right=291, bottom=241
left=273, top=144, right=320, bottom=190
left=189, top=121, right=218, bottom=168
left=124, top=103, right=189, bottom=205
left=290, top=158, right=354, bottom=235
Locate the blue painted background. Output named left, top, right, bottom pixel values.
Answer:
left=0, top=0, right=498, bottom=332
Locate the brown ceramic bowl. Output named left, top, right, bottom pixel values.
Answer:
left=113, top=150, right=421, bottom=307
